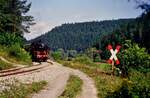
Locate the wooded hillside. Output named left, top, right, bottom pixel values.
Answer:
left=30, top=19, right=134, bottom=51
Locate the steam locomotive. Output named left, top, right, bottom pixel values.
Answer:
left=29, top=41, right=50, bottom=62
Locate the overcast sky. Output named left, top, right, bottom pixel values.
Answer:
left=24, top=0, right=143, bottom=40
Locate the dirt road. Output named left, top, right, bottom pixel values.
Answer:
left=0, top=61, right=97, bottom=98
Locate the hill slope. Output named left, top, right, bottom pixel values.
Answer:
left=30, top=19, right=134, bottom=51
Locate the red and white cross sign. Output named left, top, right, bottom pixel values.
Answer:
left=107, top=44, right=121, bottom=65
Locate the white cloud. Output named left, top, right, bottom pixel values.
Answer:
left=24, top=21, right=52, bottom=40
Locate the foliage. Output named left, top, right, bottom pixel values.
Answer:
left=73, top=55, right=96, bottom=66
left=118, top=40, right=150, bottom=73
left=7, top=43, right=31, bottom=64
left=85, top=48, right=97, bottom=59
left=107, top=70, right=150, bottom=98
left=132, top=0, right=150, bottom=52
left=51, top=50, right=63, bottom=60
left=0, top=59, right=13, bottom=70
left=0, top=45, right=31, bottom=65
left=0, top=32, right=24, bottom=46
left=30, top=19, right=133, bottom=51
left=67, top=50, right=77, bottom=58
left=51, top=49, right=78, bottom=61
left=0, top=80, right=47, bottom=98
left=85, top=48, right=101, bottom=62
left=93, top=55, right=101, bottom=62
left=129, top=69, right=150, bottom=97
left=99, top=23, right=136, bottom=59
left=0, top=0, right=33, bottom=65
left=95, top=76, right=123, bottom=98
left=0, top=0, right=34, bottom=34
left=106, top=79, right=133, bottom=98
left=59, top=75, right=83, bottom=98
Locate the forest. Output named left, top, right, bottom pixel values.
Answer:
left=30, top=19, right=134, bottom=51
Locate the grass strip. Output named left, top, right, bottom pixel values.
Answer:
left=59, top=75, right=83, bottom=98
left=0, top=45, right=32, bottom=65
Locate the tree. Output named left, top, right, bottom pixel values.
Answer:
left=137, top=2, right=150, bottom=52
left=0, top=0, right=34, bottom=36
left=129, top=0, right=150, bottom=52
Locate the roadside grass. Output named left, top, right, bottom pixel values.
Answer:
left=59, top=75, right=83, bottom=98
left=96, top=63, right=112, bottom=72
left=0, top=45, right=32, bottom=66
left=0, top=59, right=14, bottom=70
left=0, top=79, right=47, bottom=98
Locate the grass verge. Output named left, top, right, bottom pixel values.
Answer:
left=59, top=75, right=83, bottom=98
left=0, top=45, right=32, bottom=65
left=0, top=59, right=14, bottom=70
left=0, top=80, right=47, bottom=98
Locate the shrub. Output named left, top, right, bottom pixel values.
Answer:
left=67, top=50, right=77, bottom=58
left=94, top=54, right=101, bottom=62
left=118, top=40, right=150, bottom=73
left=7, top=43, right=31, bottom=64
left=0, top=33, right=23, bottom=46
left=107, top=71, right=150, bottom=98
left=51, top=51, right=62, bottom=60
left=85, top=48, right=102, bottom=62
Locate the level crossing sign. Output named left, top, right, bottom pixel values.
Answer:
left=107, top=44, right=121, bottom=65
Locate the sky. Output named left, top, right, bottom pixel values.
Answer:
left=24, top=0, right=143, bottom=40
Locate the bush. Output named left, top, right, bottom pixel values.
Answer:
left=51, top=51, right=62, bottom=60
left=0, top=33, right=23, bottom=46
left=94, top=54, right=101, bottom=62
left=106, top=80, right=132, bottom=98
left=118, top=40, right=150, bottom=73
left=107, top=71, right=150, bottom=98
left=67, top=50, right=77, bottom=58
left=7, top=43, right=31, bottom=64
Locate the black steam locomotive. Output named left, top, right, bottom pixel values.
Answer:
left=29, top=41, right=50, bottom=62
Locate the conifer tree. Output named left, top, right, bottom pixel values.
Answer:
left=0, top=0, right=34, bottom=36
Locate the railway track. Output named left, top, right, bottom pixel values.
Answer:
left=0, top=62, right=52, bottom=77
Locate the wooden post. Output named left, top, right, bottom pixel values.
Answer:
left=112, top=60, right=115, bottom=75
